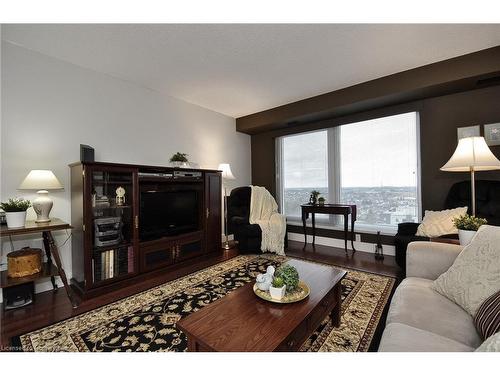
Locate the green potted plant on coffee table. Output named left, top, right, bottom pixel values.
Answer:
left=269, top=276, right=286, bottom=300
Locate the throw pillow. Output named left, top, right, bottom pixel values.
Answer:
left=415, top=207, right=468, bottom=238
left=474, top=290, right=500, bottom=340
left=475, top=331, right=500, bottom=352
left=432, top=225, right=500, bottom=316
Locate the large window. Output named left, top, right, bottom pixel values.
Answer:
left=277, top=112, right=420, bottom=231
left=279, top=130, right=329, bottom=218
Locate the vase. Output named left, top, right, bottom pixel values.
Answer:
left=170, top=161, right=190, bottom=168
left=269, top=285, right=286, bottom=300
left=5, top=211, right=27, bottom=229
left=458, top=229, right=476, bottom=246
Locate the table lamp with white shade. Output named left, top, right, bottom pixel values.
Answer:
left=18, top=170, right=64, bottom=223
left=440, top=136, right=500, bottom=216
left=218, top=163, right=235, bottom=250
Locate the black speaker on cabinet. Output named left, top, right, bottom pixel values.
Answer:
left=80, top=144, right=95, bottom=162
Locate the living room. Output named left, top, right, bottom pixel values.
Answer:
left=1, top=1, right=499, bottom=373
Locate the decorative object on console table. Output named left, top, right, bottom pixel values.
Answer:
left=0, top=198, right=31, bottom=229
left=309, top=190, right=321, bottom=205
left=18, top=170, right=64, bottom=223
left=218, top=163, right=236, bottom=250
left=375, top=231, right=384, bottom=260
left=441, top=136, right=500, bottom=216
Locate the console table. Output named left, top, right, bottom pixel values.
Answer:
left=0, top=219, right=78, bottom=308
left=301, top=204, right=357, bottom=253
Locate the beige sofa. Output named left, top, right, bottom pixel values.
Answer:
left=379, top=241, right=483, bottom=351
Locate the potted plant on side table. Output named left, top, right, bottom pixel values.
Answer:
left=453, top=214, right=487, bottom=246
left=0, top=198, right=31, bottom=229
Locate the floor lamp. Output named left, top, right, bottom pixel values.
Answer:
left=441, top=136, right=500, bottom=216
left=218, top=163, right=235, bottom=250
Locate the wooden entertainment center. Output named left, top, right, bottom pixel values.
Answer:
left=69, top=161, right=222, bottom=299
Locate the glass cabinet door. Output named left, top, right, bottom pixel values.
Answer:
left=90, top=168, right=136, bottom=284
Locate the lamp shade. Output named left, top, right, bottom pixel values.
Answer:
left=217, top=163, right=235, bottom=180
left=440, top=137, right=500, bottom=172
left=18, top=170, right=64, bottom=190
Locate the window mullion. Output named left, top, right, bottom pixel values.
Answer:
left=327, top=127, right=341, bottom=226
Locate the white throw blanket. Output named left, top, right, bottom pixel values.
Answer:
left=249, top=185, right=286, bottom=255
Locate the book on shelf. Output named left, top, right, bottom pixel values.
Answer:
left=94, top=246, right=132, bottom=282
left=109, top=250, right=114, bottom=279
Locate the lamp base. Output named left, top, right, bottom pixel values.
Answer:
left=33, top=190, right=53, bottom=223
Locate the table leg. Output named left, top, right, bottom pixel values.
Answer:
left=330, top=284, right=342, bottom=328
left=301, top=211, right=307, bottom=249
left=350, top=214, right=356, bottom=252
left=343, top=214, right=348, bottom=253
left=42, top=232, right=58, bottom=290
left=44, top=231, right=78, bottom=308
left=311, top=213, right=316, bottom=247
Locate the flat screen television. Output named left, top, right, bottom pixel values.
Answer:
left=139, top=190, right=200, bottom=241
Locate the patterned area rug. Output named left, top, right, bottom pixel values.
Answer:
left=16, top=255, right=395, bottom=352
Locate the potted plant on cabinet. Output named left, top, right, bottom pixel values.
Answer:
left=269, top=276, right=286, bottom=300
left=169, top=152, right=189, bottom=168
left=452, top=214, right=487, bottom=246
left=0, top=198, right=31, bottom=228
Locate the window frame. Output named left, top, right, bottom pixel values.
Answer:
left=276, top=111, right=422, bottom=234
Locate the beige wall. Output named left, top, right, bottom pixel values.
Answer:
left=0, top=42, right=251, bottom=299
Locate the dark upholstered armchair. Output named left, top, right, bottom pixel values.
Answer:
left=227, top=186, right=287, bottom=254
left=227, top=186, right=262, bottom=253
left=395, top=180, right=500, bottom=274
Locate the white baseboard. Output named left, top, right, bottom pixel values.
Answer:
left=288, top=232, right=395, bottom=256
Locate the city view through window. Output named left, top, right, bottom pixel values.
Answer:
left=280, top=112, right=419, bottom=229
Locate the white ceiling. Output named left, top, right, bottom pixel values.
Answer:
left=3, top=24, right=500, bottom=118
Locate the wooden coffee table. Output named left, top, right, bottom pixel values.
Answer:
left=176, top=258, right=346, bottom=352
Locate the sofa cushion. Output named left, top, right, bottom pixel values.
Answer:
left=387, top=277, right=482, bottom=348
left=475, top=331, right=500, bottom=352
left=474, top=289, right=500, bottom=340
left=432, top=225, right=500, bottom=316
left=415, top=207, right=467, bottom=237
left=378, top=323, right=475, bottom=352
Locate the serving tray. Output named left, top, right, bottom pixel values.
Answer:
left=253, top=280, right=310, bottom=304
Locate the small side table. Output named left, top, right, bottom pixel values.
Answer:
left=301, top=204, right=357, bottom=253
left=0, top=219, right=78, bottom=309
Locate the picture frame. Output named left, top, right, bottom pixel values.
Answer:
left=457, top=125, right=480, bottom=140
left=484, top=123, right=500, bottom=146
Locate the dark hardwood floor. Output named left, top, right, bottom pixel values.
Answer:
left=1, top=240, right=402, bottom=351
left=287, top=240, right=402, bottom=279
